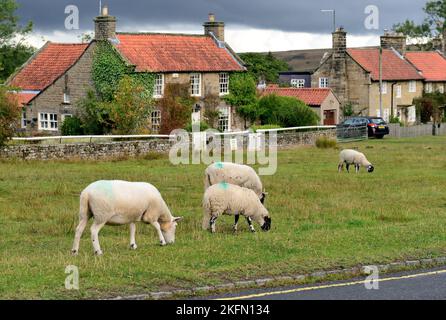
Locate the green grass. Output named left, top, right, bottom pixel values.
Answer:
left=1, top=136, right=446, bottom=299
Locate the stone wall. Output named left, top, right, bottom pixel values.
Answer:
left=0, top=130, right=337, bottom=161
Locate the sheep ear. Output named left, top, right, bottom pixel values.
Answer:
left=174, top=217, right=184, bottom=223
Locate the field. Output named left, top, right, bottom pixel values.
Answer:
left=1, top=136, right=446, bottom=299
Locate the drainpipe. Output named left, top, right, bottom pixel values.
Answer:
left=391, top=82, right=397, bottom=120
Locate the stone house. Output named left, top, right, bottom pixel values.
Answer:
left=262, top=86, right=340, bottom=125
left=312, top=29, right=424, bottom=125
left=405, top=51, right=446, bottom=95
left=7, top=7, right=246, bottom=135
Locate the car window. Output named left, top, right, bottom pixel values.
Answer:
left=370, top=118, right=386, bottom=125
left=343, top=119, right=354, bottom=125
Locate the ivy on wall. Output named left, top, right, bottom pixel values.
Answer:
left=92, top=41, right=156, bottom=102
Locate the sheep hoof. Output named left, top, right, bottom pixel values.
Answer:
left=160, top=241, right=167, bottom=246
left=130, top=244, right=137, bottom=250
left=94, top=250, right=103, bottom=256
left=71, top=250, right=78, bottom=256
left=250, top=229, right=256, bottom=233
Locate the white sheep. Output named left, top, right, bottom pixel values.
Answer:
left=204, top=162, right=266, bottom=232
left=71, top=180, right=183, bottom=256
left=338, top=149, right=374, bottom=173
left=202, top=182, right=271, bottom=233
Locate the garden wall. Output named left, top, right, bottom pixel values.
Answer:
left=0, top=129, right=336, bottom=161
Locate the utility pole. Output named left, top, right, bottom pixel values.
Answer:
left=379, top=46, right=383, bottom=118
left=321, top=9, right=336, bottom=32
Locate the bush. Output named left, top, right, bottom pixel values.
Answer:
left=0, top=88, right=21, bottom=146
left=315, top=136, right=338, bottom=149
left=258, top=94, right=319, bottom=127
left=61, top=116, right=83, bottom=136
left=184, top=121, right=210, bottom=132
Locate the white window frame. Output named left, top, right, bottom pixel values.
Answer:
left=439, top=85, right=444, bottom=94
left=61, top=114, right=73, bottom=123
left=63, top=92, right=70, bottom=104
left=151, top=110, right=162, bottom=133
left=319, top=77, right=329, bottom=88
left=425, top=83, right=433, bottom=93
left=219, top=73, right=229, bottom=96
left=381, top=81, right=387, bottom=95
left=153, top=74, right=164, bottom=98
left=409, top=81, right=417, bottom=93
left=38, top=112, right=58, bottom=131
left=218, top=106, right=230, bottom=132
left=21, top=109, right=27, bottom=129
left=190, top=73, right=202, bottom=97
left=396, top=85, right=402, bottom=98
left=291, top=79, right=305, bottom=88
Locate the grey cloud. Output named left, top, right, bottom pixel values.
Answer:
left=17, top=0, right=427, bottom=35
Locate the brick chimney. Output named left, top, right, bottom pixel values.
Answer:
left=432, top=36, right=443, bottom=53
left=381, top=31, right=406, bottom=55
left=203, top=13, right=225, bottom=42
left=94, top=5, right=117, bottom=41
left=332, top=27, right=347, bottom=60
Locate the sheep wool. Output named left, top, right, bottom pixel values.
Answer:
left=202, top=183, right=271, bottom=233
left=71, top=180, right=182, bottom=256
left=338, top=149, right=374, bottom=173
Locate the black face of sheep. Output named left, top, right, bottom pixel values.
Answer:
left=261, top=217, right=271, bottom=231
left=260, top=192, right=267, bottom=204
left=367, top=165, right=375, bottom=173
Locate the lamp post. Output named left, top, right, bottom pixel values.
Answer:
left=321, top=9, right=336, bottom=32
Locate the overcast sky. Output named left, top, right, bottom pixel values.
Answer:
left=17, top=0, right=427, bottom=52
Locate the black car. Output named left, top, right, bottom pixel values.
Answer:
left=340, top=117, right=390, bottom=139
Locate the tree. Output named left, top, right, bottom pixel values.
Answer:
left=0, top=0, right=34, bottom=82
left=159, top=83, right=196, bottom=134
left=78, top=90, right=111, bottom=135
left=0, top=87, right=20, bottom=146
left=102, top=75, right=154, bottom=134
left=393, top=20, right=432, bottom=49
left=224, top=73, right=259, bottom=129
left=258, top=94, right=319, bottom=127
left=393, top=0, right=446, bottom=47
left=238, top=52, right=290, bottom=83
left=414, top=92, right=446, bottom=124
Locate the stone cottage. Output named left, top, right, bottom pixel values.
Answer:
left=262, top=86, right=340, bottom=125
left=7, top=7, right=246, bottom=135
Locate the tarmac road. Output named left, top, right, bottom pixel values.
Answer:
left=204, top=267, right=446, bottom=300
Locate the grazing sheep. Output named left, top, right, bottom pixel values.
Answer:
left=202, top=182, right=271, bottom=234
left=71, top=180, right=183, bottom=256
left=204, top=162, right=266, bottom=232
left=338, top=149, right=374, bottom=173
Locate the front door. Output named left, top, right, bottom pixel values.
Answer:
left=324, top=110, right=336, bottom=125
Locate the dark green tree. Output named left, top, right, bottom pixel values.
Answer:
left=238, top=52, right=290, bottom=83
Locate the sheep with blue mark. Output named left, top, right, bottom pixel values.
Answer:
left=202, top=182, right=271, bottom=234
left=338, top=149, right=374, bottom=173
left=204, top=162, right=266, bottom=232
left=71, top=180, right=183, bottom=256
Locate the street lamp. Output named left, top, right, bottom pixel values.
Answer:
left=321, top=9, right=336, bottom=32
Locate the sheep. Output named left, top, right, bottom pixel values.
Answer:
left=338, top=149, right=374, bottom=173
left=204, top=162, right=266, bottom=232
left=71, top=180, right=183, bottom=256
left=202, top=182, right=271, bottom=234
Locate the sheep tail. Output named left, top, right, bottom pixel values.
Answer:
left=79, top=191, right=91, bottom=220
left=202, top=197, right=211, bottom=230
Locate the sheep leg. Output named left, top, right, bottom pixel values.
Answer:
left=210, top=216, right=218, bottom=233
left=71, top=216, right=89, bottom=255
left=246, top=217, right=256, bottom=233
left=355, top=164, right=360, bottom=173
left=233, top=215, right=240, bottom=232
left=338, top=163, right=344, bottom=172
left=346, top=163, right=350, bottom=173
left=129, top=223, right=137, bottom=250
left=90, top=221, right=106, bottom=256
left=150, top=221, right=167, bottom=246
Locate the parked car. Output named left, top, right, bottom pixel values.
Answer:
left=339, top=117, right=389, bottom=139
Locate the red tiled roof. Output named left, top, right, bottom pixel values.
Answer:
left=115, top=33, right=244, bottom=72
left=262, top=87, right=334, bottom=106
left=405, top=51, right=446, bottom=82
left=16, top=92, right=38, bottom=105
left=347, top=48, right=423, bottom=81
left=9, top=43, right=89, bottom=91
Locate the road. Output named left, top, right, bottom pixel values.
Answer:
left=204, top=267, right=446, bottom=300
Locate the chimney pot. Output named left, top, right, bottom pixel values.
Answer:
left=209, top=13, right=215, bottom=22
left=102, top=5, right=109, bottom=16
